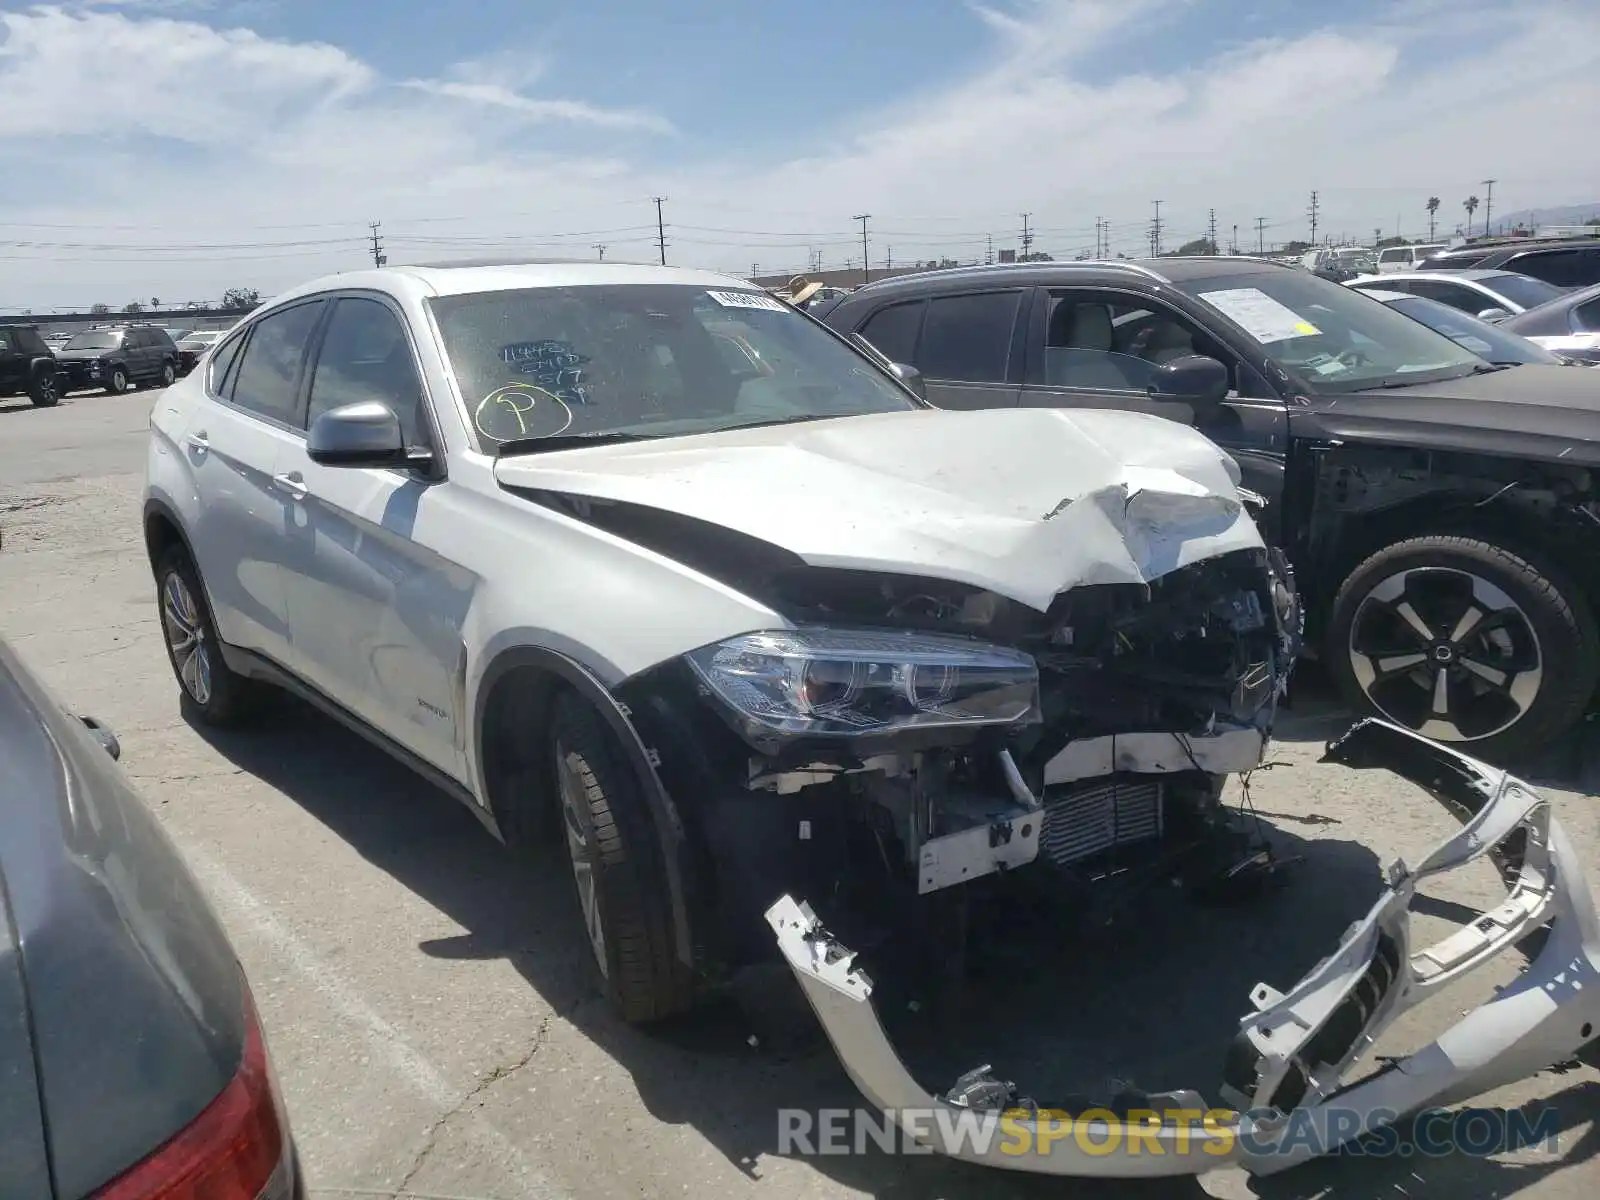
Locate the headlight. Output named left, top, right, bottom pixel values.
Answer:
left=685, top=628, right=1040, bottom=741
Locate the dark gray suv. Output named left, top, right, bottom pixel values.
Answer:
left=55, top=325, right=180, bottom=395
left=817, top=258, right=1600, bottom=760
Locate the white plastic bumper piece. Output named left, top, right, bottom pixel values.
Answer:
left=765, top=718, right=1600, bottom=1177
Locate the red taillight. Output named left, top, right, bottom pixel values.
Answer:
left=93, top=982, right=291, bottom=1200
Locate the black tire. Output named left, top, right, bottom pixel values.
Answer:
left=106, top=365, right=129, bottom=394
left=1327, top=534, right=1599, bottom=761
left=155, top=546, right=267, bottom=727
left=550, top=692, right=695, bottom=1023
left=159, top=361, right=176, bottom=387
left=27, top=366, right=59, bottom=407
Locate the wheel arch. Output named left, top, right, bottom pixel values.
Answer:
left=472, top=644, right=695, bottom=968
left=1307, top=485, right=1600, bottom=640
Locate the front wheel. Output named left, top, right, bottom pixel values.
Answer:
left=550, top=692, right=695, bottom=1023
left=106, top=365, right=129, bottom=394
left=27, top=368, right=59, bottom=407
left=1327, top=534, right=1599, bottom=761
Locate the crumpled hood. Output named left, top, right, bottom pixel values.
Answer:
left=493, top=407, right=1264, bottom=612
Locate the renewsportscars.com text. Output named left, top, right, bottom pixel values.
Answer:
left=777, top=1105, right=1560, bottom=1160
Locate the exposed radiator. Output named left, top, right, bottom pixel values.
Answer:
left=1039, top=777, right=1163, bottom=867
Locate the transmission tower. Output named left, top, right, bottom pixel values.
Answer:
left=1307, top=191, right=1321, bottom=246
left=1207, top=208, right=1217, bottom=253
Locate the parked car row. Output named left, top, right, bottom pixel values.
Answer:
left=0, top=321, right=233, bottom=406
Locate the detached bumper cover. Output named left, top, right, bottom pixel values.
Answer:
left=765, top=719, right=1600, bottom=1177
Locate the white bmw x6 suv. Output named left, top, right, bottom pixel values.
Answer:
left=143, top=260, right=1300, bottom=1024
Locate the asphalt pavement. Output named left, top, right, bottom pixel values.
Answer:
left=3, top=386, right=1599, bottom=1200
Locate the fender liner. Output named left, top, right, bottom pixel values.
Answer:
left=474, top=645, right=695, bottom=969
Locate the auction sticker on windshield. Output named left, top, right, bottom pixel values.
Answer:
left=707, top=290, right=788, bottom=312
left=1199, top=288, right=1321, bottom=343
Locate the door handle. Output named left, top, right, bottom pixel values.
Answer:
left=186, top=431, right=209, bottom=451
left=271, top=472, right=309, bottom=501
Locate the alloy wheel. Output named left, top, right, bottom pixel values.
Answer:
left=1347, top=566, right=1542, bottom=743
left=161, top=571, right=214, bottom=705
left=556, top=746, right=608, bottom=976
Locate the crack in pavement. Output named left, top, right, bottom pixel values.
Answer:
left=393, top=1012, right=556, bottom=1196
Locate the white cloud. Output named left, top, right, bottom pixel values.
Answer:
left=0, top=0, right=1595, bottom=309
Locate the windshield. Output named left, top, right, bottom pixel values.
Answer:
left=181, top=331, right=222, bottom=345
left=1384, top=295, right=1563, bottom=365
left=64, top=331, right=120, bottom=350
left=1485, top=274, right=1565, bottom=311
left=429, top=284, right=918, bottom=452
left=1175, top=269, right=1483, bottom=392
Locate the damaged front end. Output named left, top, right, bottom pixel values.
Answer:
left=766, top=718, right=1600, bottom=1177
left=605, top=533, right=1306, bottom=1000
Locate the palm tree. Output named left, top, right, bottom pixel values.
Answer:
left=1464, top=195, right=1480, bottom=237
left=1426, top=196, right=1440, bottom=241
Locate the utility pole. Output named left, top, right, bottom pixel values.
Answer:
left=368, top=221, right=385, bottom=267
left=985, top=234, right=994, bottom=265
left=1482, top=179, right=1496, bottom=236
left=853, top=214, right=872, bottom=284
left=652, top=196, right=668, bottom=265
left=1207, top=208, right=1218, bottom=253
left=886, top=246, right=893, bottom=270
left=1255, top=216, right=1267, bottom=254
left=1150, top=201, right=1162, bottom=257
left=1020, top=212, right=1033, bottom=258
left=1307, top=190, right=1320, bottom=247
left=751, top=262, right=759, bottom=280
left=593, top=243, right=606, bottom=261
left=1232, top=223, right=1239, bottom=254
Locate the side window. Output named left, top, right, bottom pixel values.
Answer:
left=308, top=298, right=430, bottom=445
left=918, top=291, right=1022, bottom=383
left=1379, top=249, right=1406, bottom=265
left=1574, top=297, right=1600, bottom=333
left=855, top=300, right=925, bottom=364
left=207, top=333, right=246, bottom=395
left=0, top=329, right=13, bottom=353
left=1404, top=280, right=1481, bottom=313
left=229, top=301, right=325, bottom=426
left=1041, top=292, right=1244, bottom=393
left=1507, top=249, right=1585, bottom=287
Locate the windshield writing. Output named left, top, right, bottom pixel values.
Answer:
left=430, top=284, right=917, bottom=451
left=1179, top=271, right=1482, bottom=391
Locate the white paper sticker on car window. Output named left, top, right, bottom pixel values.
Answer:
left=1198, top=287, right=1321, bottom=342
left=706, top=290, right=787, bottom=312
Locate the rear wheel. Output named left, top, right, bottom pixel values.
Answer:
left=159, top=361, right=176, bottom=387
left=1327, top=534, right=1599, bottom=761
left=155, top=546, right=267, bottom=726
left=550, top=692, right=695, bottom=1023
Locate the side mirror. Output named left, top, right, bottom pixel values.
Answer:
left=307, top=401, right=427, bottom=469
left=889, top=361, right=928, bottom=402
left=1148, top=354, right=1230, bottom=406
left=1477, top=307, right=1511, bottom=323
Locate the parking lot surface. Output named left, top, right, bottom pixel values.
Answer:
left=4, top=387, right=1600, bottom=1200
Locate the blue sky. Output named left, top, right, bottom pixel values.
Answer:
left=0, top=0, right=1595, bottom=309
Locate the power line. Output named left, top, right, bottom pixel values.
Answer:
left=652, top=196, right=668, bottom=265
left=853, top=214, right=871, bottom=284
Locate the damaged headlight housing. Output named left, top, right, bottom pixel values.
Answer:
left=685, top=628, right=1040, bottom=741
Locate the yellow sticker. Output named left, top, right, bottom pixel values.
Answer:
left=1293, top=321, right=1319, bottom=335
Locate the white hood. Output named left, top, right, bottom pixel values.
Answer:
left=492, top=407, right=1265, bottom=612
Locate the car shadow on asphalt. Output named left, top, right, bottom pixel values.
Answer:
left=186, top=694, right=1593, bottom=1200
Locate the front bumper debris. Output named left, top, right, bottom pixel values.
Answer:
left=765, top=718, right=1600, bottom=1177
